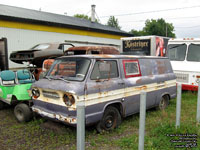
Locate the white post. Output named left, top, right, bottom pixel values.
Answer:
left=176, top=83, right=182, bottom=128
left=197, top=80, right=200, bottom=123
left=138, top=91, right=146, bottom=150
left=77, top=101, right=85, bottom=150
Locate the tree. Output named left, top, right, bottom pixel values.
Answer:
left=107, top=16, right=121, bottom=30
left=144, top=18, right=175, bottom=37
left=74, top=14, right=99, bottom=23
left=130, top=18, right=176, bottom=38
left=74, top=14, right=91, bottom=20
left=129, top=29, right=147, bottom=36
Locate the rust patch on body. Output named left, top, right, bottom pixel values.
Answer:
left=135, top=85, right=147, bottom=91
left=156, top=60, right=167, bottom=74
left=136, top=78, right=142, bottom=84
left=67, top=46, right=119, bottom=54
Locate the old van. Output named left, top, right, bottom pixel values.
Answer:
left=31, top=55, right=176, bottom=131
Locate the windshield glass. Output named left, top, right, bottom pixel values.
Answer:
left=167, top=44, right=187, bottom=61
left=187, top=44, right=200, bottom=62
left=46, top=58, right=91, bottom=81
left=31, top=44, right=50, bottom=50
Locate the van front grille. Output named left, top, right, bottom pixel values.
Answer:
left=42, top=90, right=60, bottom=99
left=175, top=73, right=189, bottom=83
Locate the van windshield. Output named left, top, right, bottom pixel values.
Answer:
left=187, top=44, right=200, bottom=62
left=167, top=44, right=187, bottom=61
left=46, top=58, right=91, bottom=81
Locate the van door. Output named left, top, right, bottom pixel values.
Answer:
left=84, top=59, right=125, bottom=124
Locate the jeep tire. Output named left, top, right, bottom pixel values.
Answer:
left=14, top=103, right=33, bottom=122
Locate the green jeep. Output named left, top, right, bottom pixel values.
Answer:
left=0, top=69, right=34, bottom=122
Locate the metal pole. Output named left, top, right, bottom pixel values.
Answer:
left=197, top=81, right=200, bottom=123
left=139, top=91, right=146, bottom=150
left=176, top=83, right=182, bottom=128
left=77, top=101, right=85, bottom=150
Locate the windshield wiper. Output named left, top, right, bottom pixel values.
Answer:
left=44, top=75, right=70, bottom=82
left=44, top=76, right=53, bottom=81
left=57, top=77, right=70, bottom=83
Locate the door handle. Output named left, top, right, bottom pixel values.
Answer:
left=118, top=82, right=125, bottom=85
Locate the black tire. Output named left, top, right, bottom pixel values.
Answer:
left=14, top=103, right=33, bottom=122
left=96, top=106, right=121, bottom=133
left=158, top=95, right=169, bottom=110
left=0, top=101, right=5, bottom=110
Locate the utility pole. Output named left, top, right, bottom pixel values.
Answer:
left=166, top=24, right=168, bottom=37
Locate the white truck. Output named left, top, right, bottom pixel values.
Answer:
left=167, top=38, right=200, bottom=91
left=121, top=36, right=169, bottom=56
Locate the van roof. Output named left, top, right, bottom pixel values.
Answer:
left=58, top=54, right=168, bottom=59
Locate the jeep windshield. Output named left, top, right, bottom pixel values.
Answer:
left=46, top=58, right=91, bottom=81
left=167, top=44, right=187, bottom=61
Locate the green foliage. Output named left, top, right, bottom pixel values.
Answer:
left=0, top=92, right=199, bottom=150
left=107, top=16, right=121, bottom=30
left=130, top=18, right=176, bottom=38
left=74, top=14, right=91, bottom=20
left=74, top=14, right=99, bottom=23
left=129, top=29, right=147, bottom=36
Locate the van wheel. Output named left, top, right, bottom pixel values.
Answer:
left=158, top=95, right=169, bottom=110
left=14, top=103, right=33, bottom=122
left=96, top=106, right=121, bottom=133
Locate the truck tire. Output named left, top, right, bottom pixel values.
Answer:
left=14, top=103, right=33, bottom=122
left=96, top=106, right=121, bottom=133
left=158, top=95, right=169, bottom=110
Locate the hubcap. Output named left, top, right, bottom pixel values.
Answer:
left=160, top=98, right=166, bottom=109
left=105, top=115, right=114, bottom=128
left=17, top=110, right=23, bottom=120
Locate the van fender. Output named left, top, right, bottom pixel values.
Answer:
left=102, top=100, right=124, bottom=117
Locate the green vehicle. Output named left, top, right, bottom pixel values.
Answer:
left=0, top=69, right=34, bottom=122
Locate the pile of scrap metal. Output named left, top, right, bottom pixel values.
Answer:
left=10, top=42, right=120, bottom=80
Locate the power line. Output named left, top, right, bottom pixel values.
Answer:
left=120, top=15, right=200, bottom=23
left=176, top=25, right=200, bottom=28
left=100, top=5, right=200, bottom=18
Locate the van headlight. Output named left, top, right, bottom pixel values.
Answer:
left=63, top=94, right=75, bottom=106
left=32, top=88, right=40, bottom=99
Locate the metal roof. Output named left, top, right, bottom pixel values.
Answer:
left=0, top=4, right=132, bottom=36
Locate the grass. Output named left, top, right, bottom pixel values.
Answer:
left=0, top=91, right=199, bottom=150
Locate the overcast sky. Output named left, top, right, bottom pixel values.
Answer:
left=1, top=0, right=200, bottom=38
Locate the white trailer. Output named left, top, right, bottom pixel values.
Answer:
left=121, top=36, right=169, bottom=56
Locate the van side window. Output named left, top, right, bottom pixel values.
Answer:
left=123, top=60, right=141, bottom=78
left=91, top=60, right=118, bottom=80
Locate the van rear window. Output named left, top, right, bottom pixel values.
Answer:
left=123, top=60, right=141, bottom=78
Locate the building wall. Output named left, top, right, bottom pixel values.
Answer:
left=0, top=25, right=123, bottom=68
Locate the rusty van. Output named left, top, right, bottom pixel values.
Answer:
left=31, top=55, right=176, bottom=131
